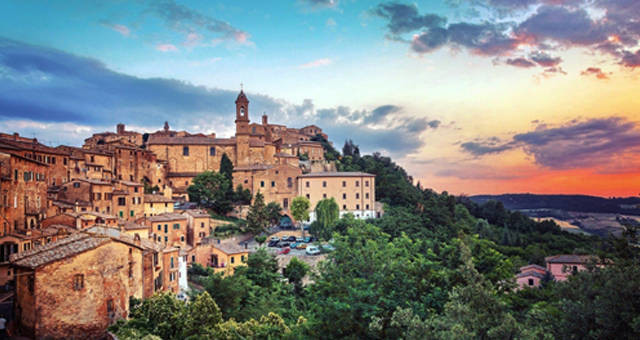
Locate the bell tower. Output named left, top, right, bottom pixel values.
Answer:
left=235, top=87, right=250, bottom=167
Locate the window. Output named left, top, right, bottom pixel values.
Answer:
left=28, top=275, right=34, bottom=294
left=119, top=211, right=123, bottom=218
left=164, top=236, right=168, bottom=243
left=342, top=181, right=346, bottom=187
left=134, top=187, right=139, bottom=193
left=231, top=256, right=235, bottom=264
left=343, top=204, right=347, bottom=210
left=356, top=193, right=360, bottom=199
left=153, top=253, right=159, bottom=266
left=306, top=194, right=310, bottom=199
left=572, top=265, right=578, bottom=273
left=365, top=181, right=369, bottom=187
left=271, top=181, right=275, bottom=187
left=283, top=198, right=289, bottom=209
left=191, top=255, right=195, bottom=262
left=173, top=223, right=180, bottom=230
left=366, top=204, right=370, bottom=210
left=130, top=210, right=134, bottom=217
left=260, top=181, right=265, bottom=188
left=356, top=181, right=360, bottom=187
left=323, top=193, right=327, bottom=198
left=305, top=181, right=309, bottom=188
left=171, top=256, right=174, bottom=268
left=180, top=236, right=184, bottom=242
left=210, top=147, right=216, bottom=156
left=14, top=169, right=18, bottom=181
left=73, top=274, right=84, bottom=290
left=342, top=193, right=346, bottom=199
left=241, top=255, right=245, bottom=262
left=118, top=197, right=126, bottom=206
left=201, top=222, right=205, bottom=228
left=528, top=278, right=534, bottom=286
left=356, top=204, right=360, bottom=210
left=157, top=224, right=162, bottom=231
left=365, top=193, right=369, bottom=199
left=107, top=299, right=114, bottom=314
left=322, top=181, right=327, bottom=188
left=183, top=146, right=189, bottom=156
left=287, top=177, right=292, bottom=188
left=164, top=224, right=168, bottom=233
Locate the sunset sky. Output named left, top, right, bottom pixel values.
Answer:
left=0, top=0, right=639, bottom=197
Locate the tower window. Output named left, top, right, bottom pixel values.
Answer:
left=210, top=147, right=216, bottom=156
left=183, top=146, right=189, bottom=156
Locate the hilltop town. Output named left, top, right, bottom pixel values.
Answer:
left=0, top=90, right=380, bottom=338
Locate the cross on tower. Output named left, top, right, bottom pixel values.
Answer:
left=240, top=82, right=243, bottom=91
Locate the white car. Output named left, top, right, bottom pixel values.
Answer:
left=306, top=246, right=320, bottom=255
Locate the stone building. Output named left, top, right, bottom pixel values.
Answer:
left=146, top=213, right=189, bottom=248
left=298, top=172, right=376, bottom=221
left=0, top=133, right=70, bottom=186
left=146, top=90, right=325, bottom=207
left=144, top=194, right=175, bottom=217
left=84, top=123, right=143, bottom=148
left=182, top=209, right=212, bottom=246
left=11, top=233, right=145, bottom=339
left=0, top=148, right=50, bottom=235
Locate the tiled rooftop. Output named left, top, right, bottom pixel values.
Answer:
left=10, top=233, right=110, bottom=269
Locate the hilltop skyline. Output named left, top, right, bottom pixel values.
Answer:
left=1, top=0, right=639, bottom=197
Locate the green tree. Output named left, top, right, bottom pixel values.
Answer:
left=187, top=171, right=232, bottom=214
left=246, top=192, right=269, bottom=235
left=233, top=184, right=252, bottom=204
left=182, top=291, right=223, bottom=338
left=220, top=153, right=234, bottom=183
left=284, top=257, right=309, bottom=295
left=312, top=198, right=340, bottom=241
left=255, top=235, right=267, bottom=247
left=291, top=196, right=310, bottom=226
left=265, top=201, right=283, bottom=226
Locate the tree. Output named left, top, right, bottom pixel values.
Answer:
left=291, top=196, right=310, bottom=227
left=255, top=235, right=267, bottom=247
left=233, top=184, right=252, bottom=205
left=246, top=192, right=269, bottom=235
left=284, top=257, right=309, bottom=295
left=265, top=202, right=283, bottom=226
left=187, top=171, right=231, bottom=214
left=220, top=153, right=234, bottom=183
left=182, top=291, right=223, bottom=338
left=311, top=198, right=340, bottom=241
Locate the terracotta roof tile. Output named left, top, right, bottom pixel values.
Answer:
left=10, top=233, right=110, bottom=269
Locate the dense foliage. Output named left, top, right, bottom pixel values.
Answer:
left=129, top=139, right=638, bottom=339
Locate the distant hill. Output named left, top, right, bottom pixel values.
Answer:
left=469, top=194, right=640, bottom=215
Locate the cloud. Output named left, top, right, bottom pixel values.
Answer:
left=460, top=117, right=640, bottom=172
left=621, top=49, right=640, bottom=68
left=529, top=51, right=562, bottom=67
left=374, top=1, right=640, bottom=71
left=299, top=58, right=332, bottom=69
left=151, top=0, right=252, bottom=45
left=0, top=37, right=440, bottom=158
left=506, top=57, right=536, bottom=68
left=581, top=67, right=610, bottom=79
left=156, top=44, right=178, bottom=52
left=101, top=22, right=130, bottom=37
left=302, top=0, right=338, bottom=9
left=326, top=18, right=337, bottom=27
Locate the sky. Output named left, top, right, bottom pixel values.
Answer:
left=0, top=0, right=639, bottom=197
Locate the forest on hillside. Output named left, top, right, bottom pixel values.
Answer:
left=470, top=194, right=640, bottom=215
left=111, top=138, right=640, bottom=340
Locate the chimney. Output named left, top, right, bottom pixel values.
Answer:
left=262, top=114, right=268, bottom=125
left=117, top=123, right=125, bottom=134
left=13, top=132, right=18, bottom=141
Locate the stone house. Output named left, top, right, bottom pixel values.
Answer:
left=146, top=213, right=189, bottom=248
left=143, top=194, right=175, bottom=217
left=298, top=172, right=376, bottom=222
left=10, top=232, right=146, bottom=339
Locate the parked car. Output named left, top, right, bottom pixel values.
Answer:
left=278, top=242, right=290, bottom=248
left=290, top=242, right=298, bottom=249
left=286, top=236, right=296, bottom=242
left=268, top=240, right=279, bottom=247
left=306, top=246, right=320, bottom=255
left=295, top=237, right=304, bottom=243
left=321, top=244, right=335, bottom=252
left=270, top=236, right=280, bottom=242
left=303, top=237, right=312, bottom=243
left=296, top=243, right=308, bottom=249
left=278, top=248, right=291, bottom=255
left=281, top=235, right=289, bottom=241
